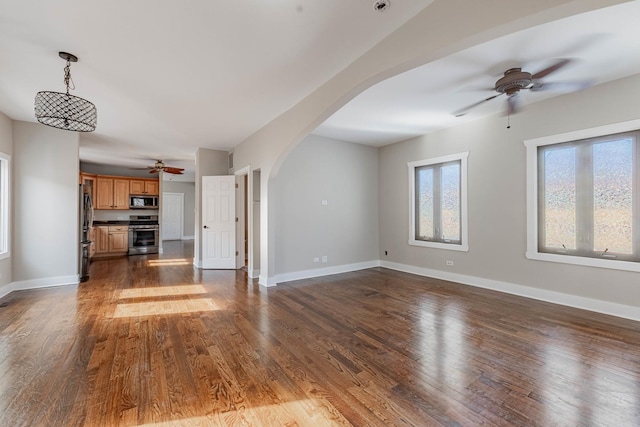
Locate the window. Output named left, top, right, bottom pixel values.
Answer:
left=525, top=119, right=640, bottom=272
left=408, top=152, right=468, bottom=251
left=0, top=152, right=9, bottom=260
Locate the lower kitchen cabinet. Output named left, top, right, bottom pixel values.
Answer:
left=94, top=225, right=128, bottom=256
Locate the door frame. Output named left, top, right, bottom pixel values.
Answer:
left=234, top=165, right=254, bottom=275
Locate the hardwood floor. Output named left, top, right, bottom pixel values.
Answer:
left=1, top=241, right=639, bottom=426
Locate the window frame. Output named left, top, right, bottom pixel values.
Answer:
left=408, top=151, right=469, bottom=252
left=525, top=119, right=640, bottom=273
left=0, top=152, right=9, bottom=261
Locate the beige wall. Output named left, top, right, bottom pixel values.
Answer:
left=273, top=135, right=379, bottom=278
left=231, top=0, right=628, bottom=284
left=12, top=121, right=79, bottom=284
left=378, top=73, right=640, bottom=309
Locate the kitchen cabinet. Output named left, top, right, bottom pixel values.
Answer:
left=80, top=173, right=97, bottom=201
left=96, top=177, right=130, bottom=209
left=130, top=179, right=159, bottom=195
left=94, top=225, right=128, bottom=256
left=94, top=226, right=110, bottom=254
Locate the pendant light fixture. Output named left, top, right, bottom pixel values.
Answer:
left=35, top=52, right=97, bottom=132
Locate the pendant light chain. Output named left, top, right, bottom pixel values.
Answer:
left=63, top=59, right=76, bottom=95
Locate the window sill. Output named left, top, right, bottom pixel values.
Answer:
left=525, top=250, right=640, bottom=273
left=409, top=239, right=469, bottom=252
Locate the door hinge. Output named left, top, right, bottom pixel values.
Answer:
left=235, top=183, right=239, bottom=189
left=236, top=217, right=239, bottom=222
left=235, top=251, right=239, bottom=256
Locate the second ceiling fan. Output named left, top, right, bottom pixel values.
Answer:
left=145, top=160, right=184, bottom=175
left=453, top=58, right=592, bottom=117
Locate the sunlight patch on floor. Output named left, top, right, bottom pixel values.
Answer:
left=112, top=298, right=220, bottom=318
left=119, top=285, right=207, bottom=299
left=133, top=398, right=345, bottom=426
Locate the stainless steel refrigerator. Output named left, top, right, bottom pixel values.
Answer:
left=79, top=183, right=94, bottom=282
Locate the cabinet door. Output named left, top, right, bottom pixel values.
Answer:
left=95, top=226, right=110, bottom=253
left=130, top=179, right=145, bottom=195
left=95, top=178, right=114, bottom=209
left=113, top=179, right=130, bottom=209
left=145, top=180, right=159, bottom=195
left=80, top=173, right=97, bottom=201
left=109, top=231, right=129, bottom=252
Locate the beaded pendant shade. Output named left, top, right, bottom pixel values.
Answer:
left=35, top=52, right=97, bottom=132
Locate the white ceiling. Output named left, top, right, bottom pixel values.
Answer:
left=0, top=0, right=431, bottom=173
left=1, top=1, right=639, bottom=175
left=315, top=1, right=640, bottom=145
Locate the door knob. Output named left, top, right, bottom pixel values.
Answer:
left=203, top=225, right=209, bottom=229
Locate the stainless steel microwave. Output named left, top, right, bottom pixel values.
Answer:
left=129, top=195, right=158, bottom=209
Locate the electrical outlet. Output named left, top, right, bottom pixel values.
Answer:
left=313, top=257, right=320, bottom=263
left=446, top=260, right=454, bottom=266
left=321, top=256, right=328, bottom=264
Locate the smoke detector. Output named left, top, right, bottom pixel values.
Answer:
left=373, top=0, right=390, bottom=12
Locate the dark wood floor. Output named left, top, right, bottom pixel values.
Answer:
left=1, top=241, right=639, bottom=426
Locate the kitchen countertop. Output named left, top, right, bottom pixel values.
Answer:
left=93, top=220, right=130, bottom=226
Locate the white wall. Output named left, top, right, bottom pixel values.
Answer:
left=0, top=112, right=12, bottom=291
left=273, top=135, right=379, bottom=281
left=379, top=73, right=640, bottom=311
left=163, top=180, right=196, bottom=238
left=13, top=121, right=79, bottom=285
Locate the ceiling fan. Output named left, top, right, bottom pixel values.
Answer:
left=453, top=58, right=592, bottom=117
left=145, top=160, right=184, bottom=175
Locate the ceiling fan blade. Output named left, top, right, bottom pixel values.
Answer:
left=529, top=80, right=593, bottom=93
left=148, top=169, right=159, bottom=174
left=453, top=93, right=503, bottom=117
left=531, top=58, right=571, bottom=80
left=163, top=167, right=185, bottom=175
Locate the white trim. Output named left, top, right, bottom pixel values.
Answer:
left=408, top=151, right=469, bottom=252
left=259, top=274, right=277, bottom=287
left=182, top=235, right=195, bottom=240
left=0, top=275, right=79, bottom=300
left=381, top=260, right=640, bottom=322
left=275, top=260, right=381, bottom=284
left=248, top=269, right=260, bottom=279
left=524, top=119, right=640, bottom=272
left=0, top=152, right=10, bottom=260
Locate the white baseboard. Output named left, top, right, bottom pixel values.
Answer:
left=0, top=275, right=79, bottom=300
left=275, top=260, right=381, bottom=285
left=248, top=269, right=260, bottom=279
left=380, top=261, right=640, bottom=322
left=182, top=236, right=195, bottom=240
left=259, top=274, right=277, bottom=287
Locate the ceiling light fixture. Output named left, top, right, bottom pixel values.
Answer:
left=373, top=0, right=390, bottom=12
left=35, top=52, right=97, bottom=132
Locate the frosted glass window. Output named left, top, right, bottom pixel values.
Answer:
left=537, top=131, right=638, bottom=263
left=409, top=152, right=468, bottom=251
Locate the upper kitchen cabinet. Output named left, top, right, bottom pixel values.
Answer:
left=79, top=172, right=97, bottom=201
left=130, top=178, right=159, bottom=195
left=96, top=176, right=130, bottom=209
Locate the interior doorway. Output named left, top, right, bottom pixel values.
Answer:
left=162, top=192, right=184, bottom=240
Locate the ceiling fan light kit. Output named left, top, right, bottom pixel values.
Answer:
left=147, top=160, right=184, bottom=175
left=34, top=52, right=97, bottom=132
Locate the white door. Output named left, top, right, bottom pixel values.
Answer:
left=202, top=176, right=236, bottom=269
left=235, top=175, right=246, bottom=269
left=162, top=192, right=183, bottom=240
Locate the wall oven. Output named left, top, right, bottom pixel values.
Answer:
left=128, top=215, right=159, bottom=255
